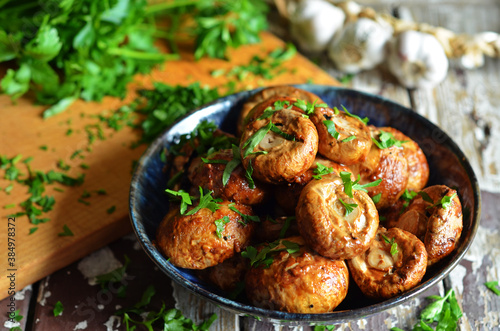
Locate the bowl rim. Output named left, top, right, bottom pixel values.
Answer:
left=129, top=84, right=481, bottom=323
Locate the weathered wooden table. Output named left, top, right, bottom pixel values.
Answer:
left=2, top=0, right=500, bottom=330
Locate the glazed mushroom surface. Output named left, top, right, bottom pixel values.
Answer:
left=156, top=200, right=255, bottom=269
left=394, top=185, right=463, bottom=265
left=296, top=174, right=379, bottom=260
left=348, top=227, right=428, bottom=299
left=311, top=106, right=372, bottom=165
left=245, top=236, right=349, bottom=313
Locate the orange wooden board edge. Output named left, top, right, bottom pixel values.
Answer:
left=0, top=32, right=339, bottom=300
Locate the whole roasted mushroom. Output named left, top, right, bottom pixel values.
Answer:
left=156, top=200, right=255, bottom=269
left=240, top=97, right=319, bottom=184
left=348, top=227, right=428, bottom=299
left=296, top=174, right=379, bottom=260
left=392, top=185, right=463, bottom=265
left=245, top=236, right=349, bottom=313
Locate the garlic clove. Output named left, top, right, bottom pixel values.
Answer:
left=289, top=0, right=346, bottom=53
left=328, top=17, right=393, bottom=74
left=387, top=30, right=449, bottom=89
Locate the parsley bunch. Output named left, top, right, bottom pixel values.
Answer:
left=0, top=0, right=170, bottom=117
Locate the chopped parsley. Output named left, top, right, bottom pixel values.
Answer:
left=323, top=120, right=339, bottom=140
left=382, top=235, right=398, bottom=256
left=228, top=203, right=260, bottom=224
left=372, top=193, right=382, bottom=204
left=215, top=216, right=231, bottom=238
left=372, top=130, right=408, bottom=149
left=58, top=224, right=74, bottom=237
left=279, top=216, right=295, bottom=239
left=341, top=135, right=356, bottom=142
left=419, top=191, right=457, bottom=209
left=107, top=206, right=116, bottom=214
left=339, top=198, right=357, bottom=217
left=339, top=105, right=369, bottom=124
left=485, top=281, right=500, bottom=296
left=312, top=163, right=334, bottom=180
left=293, top=99, right=328, bottom=115
left=53, top=301, right=64, bottom=317
left=222, top=145, right=242, bottom=186
left=165, top=189, right=193, bottom=215
left=242, top=122, right=273, bottom=158
left=185, top=188, right=222, bottom=216
left=242, top=239, right=301, bottom=268
left=339, top=171, right=382, bottom=198
left=96, top=255, right=131, bottom=298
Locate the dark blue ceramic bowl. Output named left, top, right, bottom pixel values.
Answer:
left=129, top=85, right=480, bottom=325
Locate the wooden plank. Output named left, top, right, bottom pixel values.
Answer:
left=0, top=284, right=33, bottom=330
left=0, top=31, right=339, bottom=302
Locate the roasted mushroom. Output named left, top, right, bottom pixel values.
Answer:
left=237, top=85, right=324, bottom=136
left=378, top=127, right=429, bottom=192
left=197, top=255, right=248, bottom=292
left=239, top=97, right=319, bottom=184
left=349, top=126, right=409, bottom=209
left=187, top=149, right=269, bottom=205
left=296, top=174, right=379, bottom=260
left=275, top=156, right=351, bottom=214
left=155, top=200, right=256, bottom=269
left=254, top=216, right=299, bottom=243
left=348, top=227, right=428, bottom=300
left=393, top=185, right=463, bottom=265
left=310, top=105, right=372, bottom=165
left=245, top=236, right=349, bottom=313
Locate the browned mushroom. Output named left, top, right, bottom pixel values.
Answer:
left=197, top=255, right=248, bottom=292
left=187, top=149, right=269, bottom=205
left=156, top=200, right=256, bottom=269
left=275, top=156, right=351, bottom=214
left=237, top=86, right=324, bottom=136
left=295, top=174, right=379, bottom=260
left=254, top=216, right=299, bottom=243
left=245, top=236, right=349, bottom=313
left=349, top=126, right=409, bottom=209
left=310, top=105, right=372, bottom=165
left=348, top=227, right=428, bottom=300
left=378, top=127, right=429, bottom=192
left=239, top=97, right=319, bottom=184
left=393, top=185, right=463, bottom=265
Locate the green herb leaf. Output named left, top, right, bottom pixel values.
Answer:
left=53, top=301, right=64, bottom=317
left=341, top=135, right=356, bottom=142
left=58, top=224, right=74, bottom=237
left=372, top=130, right=408, bottom=149
left=165, top=189, right=193, bottom=215
left=242, top=122, right=273, bottom=158
left=185, top=188, right=222, bottom=216
left=372, top=193, right=382, bottom=204
left=341, top=105, right=369, bottom=124
left=269, top=122, right=295, bottom=141
left=215, top=216, right=231, bottom=238
left=382, top=235, right=398, bottom=256
left=222, top=145, right=242, bottom=186
left=339, top=198, right=357, bottom=217
left=107, top=206, right=116, bottom=214
left=323, top=120, right=339, bottom=140
left=242, top=239, right=300, bottom=268
left=228, top=203, right=260, bottom=224
left=485, top=281, right=500, bottom=295
left=312, top=163, right=334, bottom=180
left=418, top=191, right=434, bottom=204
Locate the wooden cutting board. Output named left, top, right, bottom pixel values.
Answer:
left=0, top=32, right=339, bottom=300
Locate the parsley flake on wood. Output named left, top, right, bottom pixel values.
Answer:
left=107, top=206, right=116, bottom=214
left=96, top=255, right=131, bottom=298
left=485, top=281, right=500, bottom=296
left=418, top=289, right=462, bottom=329
left=58, top=224, right=74, bottom=237
left=53, top=301, right=64, bottom=317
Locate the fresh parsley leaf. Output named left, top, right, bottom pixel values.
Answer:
left=95, top=255, right=131, bottom=295
left=222, top=145, right=242, bottom=186
left=185, top=188, right=222, bottom=216
left=269, top=122, right=295, bottom=141
left=485, top=281, right=500, bottom=295
left=29, top=227, right=38, bottom=235
left=312, top=163, right=334, bottom=180
left=215, top=216, right=231, bottom=238
left=58, top=224, right=74, bottom=237
left=314, top=326, right=336, bottom=331
left=165, top=189, right=193, bottom=215
left=53, top=301, right=64, bottom=317
left=245, top=158, right=255, bottom=189
left=339, top=198, right=357, bottom=217
left=341, top=105, right=369, bottom=124
left=382, top=235, right=398, bottom=256
left=372, top=193, right=382, bottom=204
left=242, top=239, right=300, bottom=268
left=242, top=122, right=273, bottom=158
left=437, top=193, right=457, bottom=209
left=279, top=217, right=294, bottom=239
left=341, top=135, right=356, bottom=142
left=228, top=203, right=260, bottom=224
left=107, top=206, right=116, bottom=214
left=340, top=171, right=382, bottom=198
left=372, top=130, right=408, bottom=149
left=323, top=120, right=339, bottom=139
left=418, top=191, right=434, bottom=204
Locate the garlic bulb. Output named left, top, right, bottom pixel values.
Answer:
left=328, top=17, right=393, bottom=74
left=387, top=30, right=449, bottom=89
left=289, top=0, right=346, bottom=53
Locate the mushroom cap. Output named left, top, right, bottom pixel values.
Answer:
left=240, top=100, right=319, bottom=184
left=296, top=175, right=379, bottom=260
left=237, top=86, right=324, bottom=136
left=187, top=149, right=269, bottom=205
left=245, top=236, right=349, bottom=313
left=311, top=106, right=372, bottom=165
left=155, top=201, right=255, bottom=269
left=396, top=185, right=463, bottom=265
left=348, top=227, right=428, bottom=299
left=349, top=126, right=409, bottom=209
